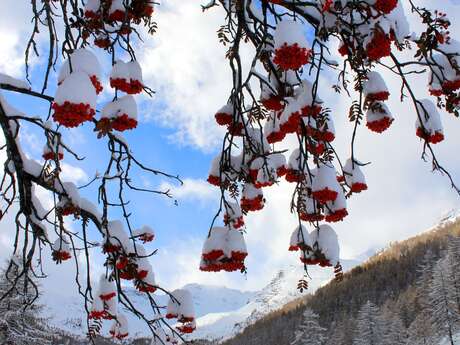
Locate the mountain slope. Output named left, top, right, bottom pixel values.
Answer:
left=42, top=283, right=255, bottom=339
left=215, top=211, right=460, bottom=345
left=189, top=258, right=361, bottom=342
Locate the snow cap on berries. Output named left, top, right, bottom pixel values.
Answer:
left=133, top=225, right=155, bottom=243
left=285, top=148, right=304, bottom=183
left=202, top=226, right=227, bottom=261
left=415, top=99, right=444, bottom=144
left=89, top=295, right=105, bottom=319
left=363, top=71, right=389, bottom=103
left=264, top=114, right=285, bottom=144
left=101, top=95, right=138, bottom=131
left=311, top=224, right=340, bottom=266
left=51, top=237, right=72, bottom=261
left=108, top=0, right=126, bottom=22
left=224, top=202, right=244, bottom=229
left=215, top=103, right=234, bottom=126
left=109, top=313, right=129, bottom=339
left=166, top=289, right=195, bottom=323
left=98, top=275, right=117, bottom=301
left=311, top=163, right=341, bottom=203
left=42, top=138, right=64, bottom=161
left=343, top=159, right=368, bottom=193
left=110, top=60, right=144, bottom=94
left=58, top=49, right=102, bottom=93
left=104, top=220, right=133, bottom=253
left=298, top=192, right=324, bottom=222
left=241, top=183, right=264, bottom=212
left=273, top=20, right=310, bottom=70
left=53, top=72, right=97, bottom=127
left=366, top=102, right=394, bottom=133
left=227, top=228, right=248, bottom=261
left=102, top=96, right=138, bottom=121
left=296, top=79, right=323, bottom=117
left=325, top=189, right=348, bottom=222
left=289, top=224, right=312, bottom=251
left=84, top=0, right=100, bottom=18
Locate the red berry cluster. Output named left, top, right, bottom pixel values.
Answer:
left=200, top=256, right=246, bottom=273
left=42, top=151, right=64, bottom=161
left=111, top=114, right=138, bottom=131
left=274, top=43, right=312, bottom=71
left=82, top=0, right=154, bottom=49
left=52, top=102, right=96, bottom=128
left=374, top=0, right=398, bottom=14
left=214, top=111, right=233, bottom=126
left=52, top=249, right=72, bottom=263
left=241, top=194, right=264, bottom=213
left=109, top=77, right=143, bottom=94
left=90, top=75, right=104, bottom=94
left=366, top=29, right=392, bottom=61
left=224, top=214, right=245, bottom=229
left=415, top=127, right=444, bottom=144
left=366, top=109, right=393, bottom=133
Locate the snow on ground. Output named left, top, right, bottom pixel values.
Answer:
left=439, top=333, right=460, bottom=345
left=438, top=208, right=460, bottom=227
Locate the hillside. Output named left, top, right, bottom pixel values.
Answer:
left=187, top=257, right=362, bottom=343
left=213, top=212, right=460, bottom=345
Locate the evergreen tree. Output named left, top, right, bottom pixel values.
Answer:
left=353, top=301, right=381, bottom=345
left=292, top=308, right=326, bottom=345
left=429, top=258, right=459, bottom=345
left=0, top=263, right=53, bottom=345
left=445, top=236, right=460, bottom=311
left=325, top=321, right=348, bottom=345
left=416, top=249, right=435, bottom=311
left=378, top=309, right=406, bottom=345
left=406, top=313, right=435, bottom=345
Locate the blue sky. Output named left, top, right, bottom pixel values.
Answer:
left=1, top=0, right=460, bottom=295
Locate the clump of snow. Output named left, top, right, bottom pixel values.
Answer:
left=0, top=73, right=30, bottom=89
left=415, top=99, right=443, bottom=136
left=274, top=20, right=309, bottom=49
left=58, top=48, right=101, bottom=83
left=311, top=224, right=340, bottom=266
left=101, top=95, right=138, bottom=120
left=167, top=289, right=196, bottom=322
left=54, top=72, right=97, bottom=109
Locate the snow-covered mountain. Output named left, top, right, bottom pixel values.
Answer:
left=43, top=283, right=255, bottom=339
left=188, top=258, right=362, bottom=343
left=42, top=256, right=363, bottom=341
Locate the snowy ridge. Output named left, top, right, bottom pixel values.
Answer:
left=437, top=208, right=460, bottom=227
left=189, top=258, right=361, bottom=343
left=43, top=283, right=255, bottom=340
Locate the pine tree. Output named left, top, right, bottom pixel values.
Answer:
left=0, top=263, right=53, bottom=345
left=292, top=308, right=326, bottom=345
left=429, top=257, right=459, bottom=345
left=378, top=309, right=406, bottom=345
left=353, top=301, right=381, bottom=345
left=325, top=321, right=349, bottom=345
left=445, top=236, right=460, bottom=311
left=406, top=313, right=435, bottom=345
left=416, top=249, right=435, bottom=311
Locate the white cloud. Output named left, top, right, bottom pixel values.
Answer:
left=60, top=162, right=89, bottom=185
left=160, top=178, right=219, bottom=203
left=0, top=0, right=41, bottom=78
left=138, top=1, right=254, bottom=151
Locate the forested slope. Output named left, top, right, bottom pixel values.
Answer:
left=215, top=215, right=460, bottom=345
